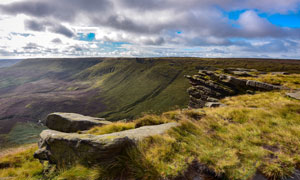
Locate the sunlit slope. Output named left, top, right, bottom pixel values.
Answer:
left=75, top=58, right=300, bottom=120
left=76, top=59, right=197, bottom=120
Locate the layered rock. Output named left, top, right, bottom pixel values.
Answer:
left=185, top=70, right=283, bottom=108
left=46, top=112, right=112, bottom=133
left=34, top=122, right=178, bottom=167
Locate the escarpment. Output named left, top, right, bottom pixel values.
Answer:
left=185, top=70, right=283, bottom=108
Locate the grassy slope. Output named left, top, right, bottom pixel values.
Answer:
left=1, top=72, right=300, bottom=180
left=75, top=58, right=300, bottom=121
left=78, top=59, right=196, bottom=120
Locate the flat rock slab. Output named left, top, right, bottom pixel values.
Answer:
left=46, top=112, right=112, bottom=133
left=286, top=91, right=300, bottom=100
left=34, top=122, right=178, bottom=167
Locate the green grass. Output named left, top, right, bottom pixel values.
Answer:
left=244, top=73, right=300, bottom=89
left=86, top=122, right=135, bottom=135
left=0, top=122, right=46, bottom=149
left=0, top=145, right=43, bottom=180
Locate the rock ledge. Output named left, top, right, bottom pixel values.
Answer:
left=46, top=112, right=112, bottom=132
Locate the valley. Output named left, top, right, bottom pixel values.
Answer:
left=0, top=58, right=300, bottom=148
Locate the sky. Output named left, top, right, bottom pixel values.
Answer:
left=0, top=0, right=300, bottom=59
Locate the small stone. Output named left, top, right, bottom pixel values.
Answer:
left=271, top=72, right=289, bottom=75
left=205, top=102, right=226, bottom=108
left=286, top=91, right=300, bottom=100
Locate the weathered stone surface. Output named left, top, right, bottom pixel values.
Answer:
left=34, top=122, right=178, bottom=167
left=205, top=102, right=226, bottom=108
left=224, top=68, right=258, bottom=72
left=271, top=72, right=289, bottom=75
left=246, top=80, right=281, bottom=91
left=231, top=71, right=253, bottom=77
left=46, top=112, right=112, bottom=133
left=286, top=91, right=300, bottom=100
left=185, top=70, right=283, bottom=108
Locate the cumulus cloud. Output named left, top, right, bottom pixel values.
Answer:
left=24, top=19, right=46, bottom=31
left=24, top=19, right=74, bottom=37
left=0, top=0, right=299, bottom=58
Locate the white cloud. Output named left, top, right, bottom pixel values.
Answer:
left=0, top=0, right=299, bottom=58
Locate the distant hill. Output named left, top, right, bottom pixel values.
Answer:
left=0, top=57, right=300, bottom=148
left=0, top=59, right=21, bottom=68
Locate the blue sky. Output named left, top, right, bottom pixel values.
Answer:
left=0, top=0, right=299, bottom=59
left=224, top=9, right=300, bottom=28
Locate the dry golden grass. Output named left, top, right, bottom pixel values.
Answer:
left=244, top=73, right=300, bottom=89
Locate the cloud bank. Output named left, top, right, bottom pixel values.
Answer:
left=0, top=0, right=299, bottom=58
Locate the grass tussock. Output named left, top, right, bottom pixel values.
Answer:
left=87, top=112, right=178, bottom=135
left=135, top=114, right=172, bottom=128
left=0, top=144, right=43, bottom=180
left=245, top=73, right=300, bottom=89
left=86, top=122, right=135, bottom=135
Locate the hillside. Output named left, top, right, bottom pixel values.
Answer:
left=1, top=58, right=300, bottom=148
left=0, top=58, right=300, bottom=179
left=0, top=60, right=21, bottom=68
left=1, top=83, right=300, bottom=179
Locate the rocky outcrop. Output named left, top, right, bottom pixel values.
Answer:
left=185, top=70, right=283, bottom=108
left=34, top=122, right=178, bottom=167
left=286, top=90, right=300, bottom=100
left=46, top=112, right=112, bottom=133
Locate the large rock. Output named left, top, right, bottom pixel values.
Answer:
left=34, top=122, right=178, bottom=167
left=286, top=91, right=300, bottom=100
left=46, top=112, right=112, bottom=133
